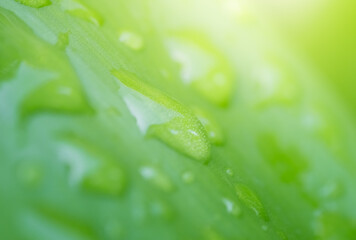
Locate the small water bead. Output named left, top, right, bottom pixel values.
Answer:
left=181, top=171, right=195, bottom=184
left=261, top=225, right=268, bottom=231
left=112, top=70, right=211, bottom=162
left=21, top=77, right=93, bottom=119
left=14, top=0, right=51, bottom=8
left=119, top=31, right=144, bottom=51
left=235, top=183, right=268, bottom=221
left=61, top=0, right=103, bottom=26
left=140, top=166, right=174, bottom=192
left=59, top=142, right=126, bottom=196
left=166, top=36, right=234, bottom=107
left=222, top=198, right=241, bottom=217
left=193, top=108, right=224, bottom=145
left=226, top=168, right=234, bottom=176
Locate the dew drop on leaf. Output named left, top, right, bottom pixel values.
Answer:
left=235, top=183, right=269, bottom=221
left=222, top=197, right=241, bottom=217
left=112, top=69, right=211, bottom=162
left=193, top=107, right=224, bottom=145
left=140, top=166, right=174, bottom=192
left=226, top=168, right=234, bottom=176
left=181, top=171, right=195, bottom=184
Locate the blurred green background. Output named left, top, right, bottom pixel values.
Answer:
left=1, top=0, right=356, bottom=239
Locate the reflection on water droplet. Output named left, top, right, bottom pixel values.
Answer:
left=61, top=0, right=103, bottom=26
left=140, top=166, right=173, bottom=192
left=112, top=69, right=211, bottom=162
left=222, top=198, right=241, bottom=217
left=235, top=183, right=268, bottom=221
left=182, top=171, right=195, bottom=184
left=167, top=36, right=234, bottom=107
left=14, top=0, right=51, bottom=8
left=59, top=141, right=126, bottom=196
left=119, top=31, right=144, bottom=51
left=193, top=107, right=224, bottom=145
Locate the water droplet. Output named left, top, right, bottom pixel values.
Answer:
left=261, top=225, right=268, bottom=231
left=235, top=183, right=268, bottom=221
left=14, top=0, right=51, bottom=8
left=59, top=141, right=126, bottom=196
left=167, top=36, right=233, bottom=107
left=119, top=31, right=144, bottom=51
left=17, top=161, right=43, bottom=187
left=140, top=166, right=173, bottom=192
left=21, top=76, right=93, bottom=119
left=222, top=198, right=241, bottom=217
left=181, top=171, right=195, bottom=184
left=55, top=32, right=70, bottom=50
left=112, top=69, right=211, bottom=162
left=193, top=107, right=224, bottom=145
left=61, top=0, right=103, bottom=26
left=226, top=168, right=234, bottom=176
